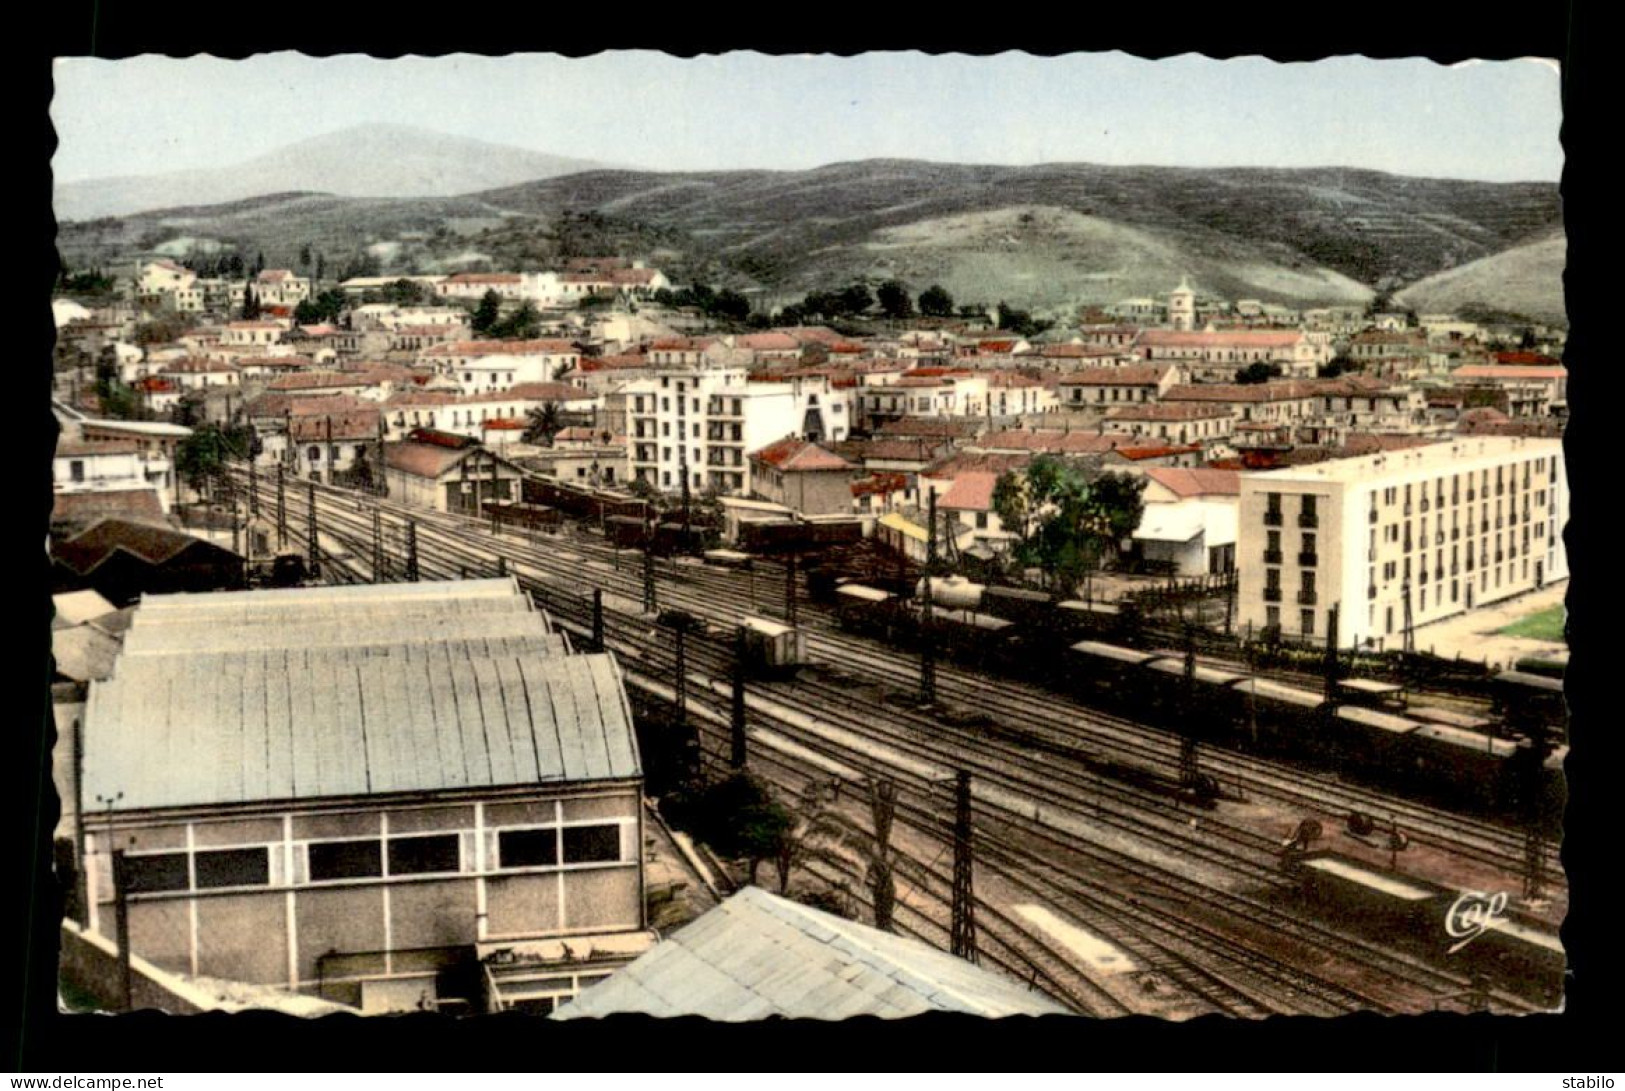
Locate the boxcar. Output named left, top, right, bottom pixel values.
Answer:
left=1333, top=705, right=1421, bottom=768
left=1141, top=656, right=1246, bottom=723
left=981, top=585, right=1055, bottom=626
left=739, top=615, right=807, bottom=677
left=1490, top=670, right=1567, bottom=741
left=1067, top=641, right=1160, bottom=709
left=1339, top=677, right=1407, bottom=711
left=604, top=515, right=648, bottom=550
left=1229, top=676, right=1326, bottom=752
left=1405, top=722, right=1520, bottom=807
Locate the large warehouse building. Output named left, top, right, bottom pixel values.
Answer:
left=1236, top=436, right=1568, bottom=649
left=74, top=578, right=653, bottom=1014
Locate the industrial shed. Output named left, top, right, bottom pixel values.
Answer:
left=381, top=432, right=527, bottom=514
left=52, top=519, right=245, bottom=606
left=75, top=579, right=652, bottom=1014
left=553, top=885, right=1069, bottom=1020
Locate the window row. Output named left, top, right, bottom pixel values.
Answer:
left=120, top=823, right=627, bottom=895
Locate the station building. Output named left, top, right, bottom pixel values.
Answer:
left=1236, top=436, right=1567, bottom=649
left=75, top=579, right=653, bottom=1014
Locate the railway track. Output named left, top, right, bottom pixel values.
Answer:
left=231, top=468, right=1559, bottom=1015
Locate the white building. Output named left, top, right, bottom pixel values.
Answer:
left=254, top=269, right=313, bottom=308
left=420, top=340, right=582, bottom=395
left=1236, top=436, right=1568, bottom=649
left=623, top=369, right=850, bottom=496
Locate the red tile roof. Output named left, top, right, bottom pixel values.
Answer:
left=1113, top=445, right=1203, bottom=461
left=1162, top=381, right=1321, bottom=403
left=160, top=357, right=240, bottom=374
left=504, top=382, right=594, bottom=402
left=424, top=339, right=579, bottom=357
left=1057, top=365, right=1172, bottom=386
left=1144, top=467, right=1241, bottom=498
left=1452, top=364, right=1567, bottom=380
left=1106, top=403, right=1232, bottom=421
left=850, top=472, right=909, bottom=498
left=287, top=410, right=381, bottom=443
left=749, top=436, right=855, bottom=473
left=1136, top=330, right=1304, bottom=348
left=976, top=430, right=1121, bottom=455
left=938, top=471, right=999, bottom=512
left=267, top=371, right=371, bottom=391
left=445, top=273, right=522, bottom=284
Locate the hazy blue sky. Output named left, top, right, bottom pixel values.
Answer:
left=51, top=51, right=1563, bottom=184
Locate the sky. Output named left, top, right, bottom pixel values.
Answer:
left=50, top=51, right=1564, bottom=184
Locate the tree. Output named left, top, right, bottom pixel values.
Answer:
left=472, top=290, right=502, bottom=336
left=877, top=280, right=914, bottom=320
left=314, top=252, right=325, bottom=284
left=298, top=244, right=312, bottom=270
left=993, top=457, right=1145, bottom=594
left=918, top=285, right=955, bottom=317
left=996, top=301, right=1053, bottom=339
left=1236, top=361, right=1282, bottom=384
left=1320, top=355, right=1355, bottom=378
left=253, top=251, right=266, bottom=276
left=382, top=278, right=426, bottom=306
left=176, top=423, right=251, bottom=496
left=711, top=288, right=751, bottom=323
left=493, top=300, right=541, bottom=340
left=523, top=402, right=563, bottom=447
left=836, top=283, right=874, bottom=317
left=241, top=287, right=261, bottom=320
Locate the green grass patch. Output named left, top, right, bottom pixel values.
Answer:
left=1500, top=604, right=1567, bottom=643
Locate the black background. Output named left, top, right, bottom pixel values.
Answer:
left=14, top=0, right=1613, bottom=1072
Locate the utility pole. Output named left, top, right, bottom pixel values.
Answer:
left=869, top=779, right=898, bottom=932
left=592, top=588, right=604, bottom=653
left=324, top=415, right=334, bottom=487
left=275, top=462, right=287, bottom=550
left=372, top=508, right=384, bottom=583
left=405, top=519, right=419, bottom=582
left=784, top=550, right=798, bottom=627
left=673, top=624, right=687, bottom=735
left=306, top=481, right=319, bottom=576
left=920, top=487, right=938, bottom=705
left=110, top=849, right=132, bottom=1011
left=1322, top=603, right=1341, bottom=702
left=950, top=769, right=977, bottom=963
left=1179, top=624, right=1201, bottom=791
left=248, top=460, right=259, bottom=518
left=642, top=508, right=657, bottom=614
left=731, top=626, right=748, bottom=770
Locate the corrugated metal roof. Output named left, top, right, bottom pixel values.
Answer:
left=554, top=886, right=1068, bottom=1020
left=85, top=649, right=637, bottom=811
left=86, top=580, right=637, bottom=812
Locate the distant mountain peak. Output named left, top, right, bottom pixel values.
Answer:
left=55, top=125, right=615, bottom=222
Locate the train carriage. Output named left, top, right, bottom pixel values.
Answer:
left=1404, top=722, right=1521, bottom=808
left=1490, top=670, right=1567, bottom=743
left=1332, top=705, right=1422, bottom=768
left=1229, top=676, right=1326, bottom=753
left=1141, top=656, right=1246, bottom=724
left=1066, top=641, right=1160, bottom=709
left=738, top=615, right=808, bottom=678
left=980, top=585, right=1055, bottom=626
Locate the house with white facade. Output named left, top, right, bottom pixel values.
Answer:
left=420, top=340, right=582, bottom=395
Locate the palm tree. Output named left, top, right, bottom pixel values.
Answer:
left=523, top=401, right=563, bottom=446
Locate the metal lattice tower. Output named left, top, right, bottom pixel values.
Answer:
left=730, top=626, right=748, bottom=770
left=950, top=769, right=977, bottom=962
left=1322, top=603, right=1341, bottom=702
left=275, top=463, right=287, bottom=549
left=784, top=551, right=798, bottom=626
left=372, top=508, right=384, bottom=583
left=920, top=487, right=938, bottom=705
left=306, top=481, right=319, bottom=573
left=404, top=519, right=419, bottom=582
left=1179, top=626, right=1201, bottom=789
left=642, top=541, right=657, bottom=614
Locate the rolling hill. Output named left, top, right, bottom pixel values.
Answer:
left=53, top=152, right=1563, bottom=320
left=1394, top=233, right=1567, bottom=326
left=53, top=124, right=615, bottom=222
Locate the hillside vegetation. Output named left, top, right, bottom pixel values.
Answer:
left=55, top=157, right=1562, bottom=320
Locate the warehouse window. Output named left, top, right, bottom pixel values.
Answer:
left=194, top=847, right=270, bottom=890
left=388, top=834, right=460, bottom=876
left=563, top=824, right=622, bottom=864
left=308, top=839, right=383, bottom=882
left=122, top=852, right=190, bottom=894
left=499, top=828, right=559, bottom=869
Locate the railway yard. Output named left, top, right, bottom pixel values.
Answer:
left=225, top=465, right=1568, bottom=1019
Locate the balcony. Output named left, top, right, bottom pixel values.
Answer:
left=1451, top=528, right=1459, bottom=541
left=1419, top=569, right=1428, bottom=585
left=1403, top=503, right=1412, bottom=517
left=1481, top=520, right=1489, bottom=534
left=1297, top=512, right=1319, bottom=529
left=1435, top=568, right=1445, bottom=582
left=1403, top=537, right=1413, bottom=552
left=1467, top=489, right=1476, bottom=502
left=1263, top=549, right=1283, bottom=565
left=1297, top=589, right=1319, bottom=606
left=1435, top=532, right=1444, bottom=546
left=1264, top=586, right=1283, bottom=603
left=1495, top=551, right=1504, bottom=564
left=1451, top=563, right=1459, bottom=576
left=1420, top=498, right=1430, bottom=513
left=1368, top=585, right=1378, bottom=600
left=1264, top=510, right=1283, bottom=526
left=1368, top=509, right=1378, bottom=525
left=1298, top=552, right=1318, bottom=567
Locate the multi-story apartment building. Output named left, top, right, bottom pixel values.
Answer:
left=622, top=369, right=850, bottom=496
left=1237, top=436, right=1567, bottom=649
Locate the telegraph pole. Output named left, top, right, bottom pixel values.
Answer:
left=110, top=849, right=132, bottom=1011
left=1322, top=603, right=1341, bottom=702
left=405, top=519, right=419, bottom=582
left=1179, top=623, right=1201, bottom=791
left=949, top=770, right=977, bottom=962
left=306, top=481, right=319, bottom=576
left=920, top=487, right=938, bottom=705
left=731, top=626, right=748, bottom=770
left=784, top=550, right=798, bottom=627
left=372, top=508, right=384, bottom=583
left=642, top=506, right=657, bottom=614
left=592, top=588, right=604, bottom=653
left=275, top=462, right=287, bottom=550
